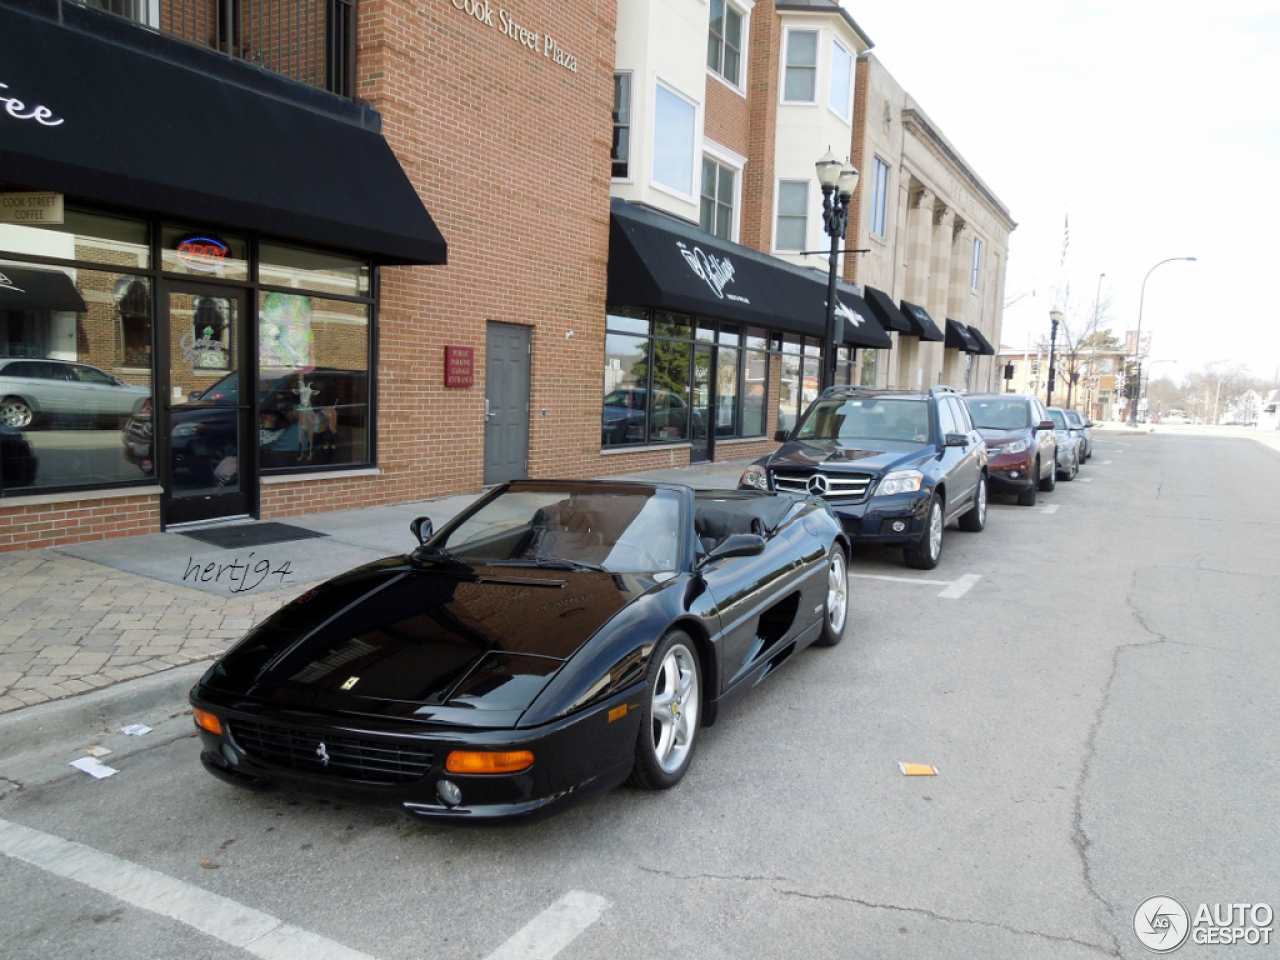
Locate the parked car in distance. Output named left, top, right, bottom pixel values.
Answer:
left=1046, top=407, right=1080, bottom=481
left=1063, top=408, right=1094, bottom=460
left=0, top=424, right=38, bottom=487
left=0, top=358, right=150, bottom=429
left=602, top=387, right=697, bottom=444
left=965, top=393, right=1059, bottom=507
left=124, top=367, right=367, bottom=479
left=739, top=385, right=987, bottom=570
left=189, top=479, right=850, bottom=821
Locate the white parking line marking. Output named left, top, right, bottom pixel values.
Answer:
left=850, top=573, right=950, bottom=586
left=1078, top=476, right=1094, bottom=482
left=1042, top=504, right=1060, bottom=514
left=484, top=891, right=611, bottom=960
left=0, top=818, right=376, bottom=960
left=937, top=574, right=982, bottom=599
left=1098, top=460, right=1113, bottom=465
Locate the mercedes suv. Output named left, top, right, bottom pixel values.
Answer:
left=739, top=385, right=988, bottom=569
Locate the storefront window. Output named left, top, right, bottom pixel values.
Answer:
left=859, top=350, right=878, bottom=386
left=603, top=331, right=649, bottom=446
left=0, top=264, right=153, bottom=494
left=257, top=292, right=370, bottom=471
left=777, top=335, right=803, bottom=434
left=260, top=242, right=370, bottom=298
left=743, top=329, right=769, bottom=437
left=0, top=207, right=149, bottom=271
left=715, top=346, right=739, bottom=437
left=649, top=338, right=692, bottom=443
left=160, top=225, right=249, bottom=281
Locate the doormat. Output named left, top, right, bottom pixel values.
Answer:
left=179, top=522, right=328, bottom=548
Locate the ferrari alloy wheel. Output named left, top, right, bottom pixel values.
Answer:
left=0, top=397, right=33, bottom=429
left=959, top=475, right=988, bottom=532
left=815, top=545, right=848, bottom=647
left=628, top=630, right=701, bottom=790
left=904, top=494, right=943, bottom=570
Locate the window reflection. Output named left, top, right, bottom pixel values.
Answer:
left=257, top=292, right=370, bottom=470
left=0, top=265, right=153, bottom=492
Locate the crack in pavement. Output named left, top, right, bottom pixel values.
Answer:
left=637, top=866, right=1119, bottom=956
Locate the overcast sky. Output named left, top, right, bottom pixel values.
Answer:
left=845, top=0, right=1280, bottom=383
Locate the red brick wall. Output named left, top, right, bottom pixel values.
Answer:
left=0, top=495, right=159, bottom=551
left=738, top=0, right=779, bottom=252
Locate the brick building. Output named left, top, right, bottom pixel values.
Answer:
left=1, top=0, right=1011, bottom=550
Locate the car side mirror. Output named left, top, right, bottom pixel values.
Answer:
left=1085, top=421, right=1095, bottom=428
left=1037, top=419, right=1055, bottom=431
left=698, top=533, right=766, bottom=567
left=774, top=429, right=790, bottom=443
left=943, top=432, right=969, bottom=447
left=410, top=516, right=433, bottom=544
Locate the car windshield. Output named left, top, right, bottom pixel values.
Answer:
left=794, top=397, right=930, bottom=443
left=968, top=399, right=1030, bottom=431
left=434, top=482, right=683, bottom=573
left=1066, top=411, right=1084, bottom=426
left=1048, top=409, right=1068, bottom=428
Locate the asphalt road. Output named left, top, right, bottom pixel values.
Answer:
left=1, top=430, right=1277, bottom=959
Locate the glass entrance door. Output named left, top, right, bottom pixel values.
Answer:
left=690, top=343, right=712, bottom=463
left=160, top=284, right=252, bottom=526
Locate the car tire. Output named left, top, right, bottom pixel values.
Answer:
left=1061, top=454, right=1078, bottom=481
left=813, top=545, right=848, bottom=647
left=0, top=396, right=33, bottom=429
left=1016, top=461, right=1039, bottom=506
left=627, top=630, right=701, bottom=791
left=1039, top=452, right=1057, bottom=492
left=903, top=494, right=943, bottom=570
left=958, top=475, right=988, bottom=532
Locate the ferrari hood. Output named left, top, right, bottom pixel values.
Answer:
left=208, top=558, right=646, bottom=709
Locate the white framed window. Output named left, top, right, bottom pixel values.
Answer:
left=700, top=156, right=739, bottom=240
left=775, top=180, right=809, bottom=251
left=971, top=237, right=983, bottom=291
left=612, top=73, right=632, bottom=180
left=782, top=29, right=818, bottom=103
left=828, top=39, right=853, bottom=120
left=870, top=156, right=890, bottom=237
left=708, top=0, right=745, bottom=88
left=653, top=82, right=698, bottom=197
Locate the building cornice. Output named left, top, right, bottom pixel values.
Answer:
left=900, top=107, right=1016, bottom=232
left=775, top=0, right=874, bottom=51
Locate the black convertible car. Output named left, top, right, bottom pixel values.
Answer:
left=191, top=479, right=850, bottom=821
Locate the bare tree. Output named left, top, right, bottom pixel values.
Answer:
left=1033, top=283, right=1116, bottom=407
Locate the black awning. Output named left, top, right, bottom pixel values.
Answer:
left=900, top=300, right=946, bottom=341
left=610, top=199, right=830, bottom=337
left=863, top=286, right=912, bottom=334
left=0, top=4, right=446, bottom=266
left=967, top=324, right=997, bottom=356
left=945, top=319, right=981, bottom=353
left=836, top=291, right=893, bottom=349
left=0, top=265, right=87, bottom=312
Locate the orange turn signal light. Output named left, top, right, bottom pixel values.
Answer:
left=445, top=750, right=534, bottom=775
left=193, top=709, right=223, bottom=736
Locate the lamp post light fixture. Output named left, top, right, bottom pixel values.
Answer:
left=1129, top=256, right=1196, bottom=426
left=816, top=149, right=859, bottom=391
left=1046, top=309, right=1062, bottom=406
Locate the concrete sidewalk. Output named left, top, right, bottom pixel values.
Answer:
left=0, top=460, right=749, bottom=746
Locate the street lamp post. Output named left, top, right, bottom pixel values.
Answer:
left=815, top=149, right=859, bottom=392
left=1129, top=257, right=1196, bottom=425
left=1046, top=309, right=1062, bottom=406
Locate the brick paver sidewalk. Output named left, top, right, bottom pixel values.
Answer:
left=0, top=551, right=305, bottom=714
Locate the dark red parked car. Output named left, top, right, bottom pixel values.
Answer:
left=965, top=394, right=1058, bottom=506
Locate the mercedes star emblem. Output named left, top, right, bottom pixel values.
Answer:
left=807, top=474, right=830, bottom=496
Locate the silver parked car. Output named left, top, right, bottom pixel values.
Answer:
left=0, top=358, right=150, bottom=429
left=1063, top=408, right=1094, bottom=461
left=1046, top=407, right=1081, bottom=480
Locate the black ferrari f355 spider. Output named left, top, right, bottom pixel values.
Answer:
left=190, top=479, right=850, bottom=821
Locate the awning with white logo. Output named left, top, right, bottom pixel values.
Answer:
left=899, top=300, right=946, bottom=342
left=0, top=3, right=446, bottom=266
left=966, top=324, right=997, bottom=356
left=608, top=199, right=888, bottom=348
left=945, top=319, right=981, bottom=353
left=0, top=265, right=87, bottom=312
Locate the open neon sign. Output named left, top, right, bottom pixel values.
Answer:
left=176, top=236, right=229, bottom=272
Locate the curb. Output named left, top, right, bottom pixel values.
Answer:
left=0, top=661, right=210, bottom=764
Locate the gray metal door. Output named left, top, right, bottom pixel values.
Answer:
left=483, top=322, right=530, bottom=485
